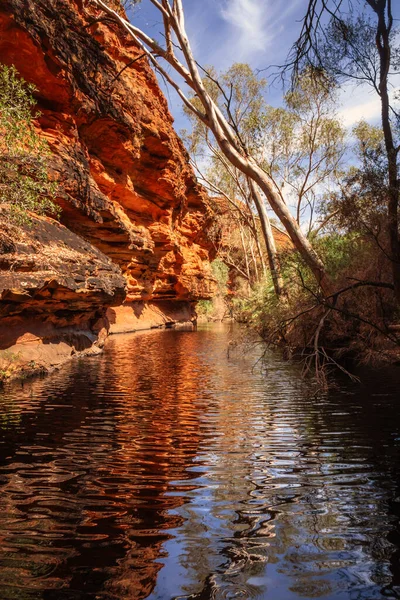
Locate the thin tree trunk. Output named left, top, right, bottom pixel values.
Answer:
left=249, top=180, right=286, bottom=298
left=239, top=224, right=251, bottom=283
left=93, top=0, right=332, bottom=295
left=372, top=0, right=400, bottom=303
left=249, top=234, right=260, bottom=283
left=248, top=207, right=267, bottom=276
left=212, top=131, right=330, bottom=293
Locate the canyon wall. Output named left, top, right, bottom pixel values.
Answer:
left=0, top=0, right=216, bottom=377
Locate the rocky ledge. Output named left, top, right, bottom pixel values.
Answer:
left=0, top=208, right=126, bottom=380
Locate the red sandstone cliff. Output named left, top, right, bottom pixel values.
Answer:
left=0, top=0, right=215, bottom=301
left=0, top=207, right=126, bottom=378
left=0, top=0, right=216, bottom=375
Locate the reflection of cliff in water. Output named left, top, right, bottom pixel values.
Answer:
left=0, top=330, right=212, bottom=599
left=0, top=324, right=400, bottom=600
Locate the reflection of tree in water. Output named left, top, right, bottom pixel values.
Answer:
left=1, top=327, right=400, bottom=600
left=156, top=348, right=400, bottom=600
left=159, top=352, right=306, bottom=599
left=384, top=487, right=400, bottom=599
left=263, top=367, right=400, bottom=600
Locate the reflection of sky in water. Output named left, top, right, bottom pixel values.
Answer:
left=0, top=323, right=399, bottom=600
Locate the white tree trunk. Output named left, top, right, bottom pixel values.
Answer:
left=92, top=0, right=332, bottom=295
left=249, top=180, right=286, bottom=297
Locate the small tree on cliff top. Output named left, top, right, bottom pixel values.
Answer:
left=88, top=0, right=331, bottom=295
left=0, top=64, right=58, bottom=222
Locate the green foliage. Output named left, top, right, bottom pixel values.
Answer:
left=211, top=259, right=229, bottom=294
left=312, top=9, right=399, bottom=149
left=219, top=63, right=267, bottom=149
left=352, top=120, right=385, bottom=159
left=197, top=260, right=230, bottom=320
left=233, top=231, right=360, bottom=333
left=183, top=62, right=267, bottom=158
left=232, top=271, right=278, bottom=326
left=196, top=299, right=214, bottom=317
left=261, top=68, right=345, bottom=229
left=0, top=64, right=59, bottom=222
left=314, top=233, right=359, bottom=277
left=321, top=119, right=390, bottom=237
left=184, top=63, right=345, bottom=238
left=0, top=350, right=21, bottom=383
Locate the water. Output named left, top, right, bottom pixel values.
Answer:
left=0, top=323, right=399, bottom=600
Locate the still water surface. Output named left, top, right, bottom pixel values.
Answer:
left=0, top=324, right=400, bottom=600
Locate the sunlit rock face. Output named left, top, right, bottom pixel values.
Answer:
left=0, top=209, right=126, bottom=378
left=0, top=0, right=216, bottom=370
left=0, top=0, right=215, bottom=303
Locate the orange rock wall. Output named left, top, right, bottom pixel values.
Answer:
left=0, top=0, right=216, bottom=304
left=0, top=208, right=126, bottom=379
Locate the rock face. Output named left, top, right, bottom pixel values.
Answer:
left=0, top=208, right=126, bottom=378
left=0, top=211, right=125, bottom=321
left=0, top=0, right=215, bottom=302
left=0, top=0, right=216, bottom=375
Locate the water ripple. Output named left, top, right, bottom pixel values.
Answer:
left=0, top=324, right=399, bottom=599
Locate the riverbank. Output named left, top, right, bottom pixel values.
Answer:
left=0, top=300, right=197, bottom=384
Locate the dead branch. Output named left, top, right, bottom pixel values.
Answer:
left=108, top=52, right=147, bottom=87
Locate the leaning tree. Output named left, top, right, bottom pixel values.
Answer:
left=87, top=0, right=331, bottom=294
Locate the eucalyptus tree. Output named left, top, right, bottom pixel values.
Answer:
left=184, top=65, right=345, bottom=295
left=261, top=70, right=346, bottom=235
left=187, top=151, right=268, bottom=286
left=88, top=0, right=332, bottom=294
left=288, top=0, right=400, bottom=301
left=323, top=121, right=390, bottom=238
left=183, top=63, right=285, bottom=297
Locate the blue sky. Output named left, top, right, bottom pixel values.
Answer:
left=129, top=0, right=400, bottom=134
left=131, top=0, right=306, bottom=131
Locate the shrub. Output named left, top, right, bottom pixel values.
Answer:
left=211, top=259, right=229, bottom=293
left=196, top=299, right=214, bottom=317
left=0, top=64, right=59, bottom=222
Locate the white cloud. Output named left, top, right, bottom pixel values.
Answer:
left=339, top=98, right=381, bottom=128
left=220, top=0, right=269, bottom=54
left=219, top=0, right=301, bottom=62
left=338, top=81, right=400, bottom=128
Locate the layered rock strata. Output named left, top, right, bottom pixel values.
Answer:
left=0, top=209, right=126, bottom=378
left=0, top=0, right=216, bottom=376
